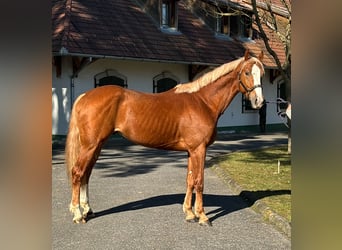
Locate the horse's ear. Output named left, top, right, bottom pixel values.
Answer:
left=244, top=49, right=250, bottom=60
left=258, top=50, right=264, bottom=61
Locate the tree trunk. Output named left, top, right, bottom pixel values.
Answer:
left=287, top=126, right=291, bottom=154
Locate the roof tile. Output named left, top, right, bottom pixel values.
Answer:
left=52, top=0, right=287, bottom=67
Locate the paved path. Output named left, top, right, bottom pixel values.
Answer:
left=52, top=133, right=290, bottom=249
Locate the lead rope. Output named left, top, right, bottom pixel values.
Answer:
left=266, top=98, right=291, bottom=128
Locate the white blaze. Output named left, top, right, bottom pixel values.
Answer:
left=251, top=64, right=263, bottom=107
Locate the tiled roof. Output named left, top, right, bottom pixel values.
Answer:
left=228, top=0, right=290, bottom=17
left=254, top=0, right=291, bottom=17
left=52, top=0, right=287, bottom=68
left=244, top=22, right=287, bottom=68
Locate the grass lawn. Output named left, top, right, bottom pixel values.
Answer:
left=211, top=146, right=291, bottom=222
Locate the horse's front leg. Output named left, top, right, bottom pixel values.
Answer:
left=193, top=168, right=211, bottom=226
left=184, top=145, right=211, bottom=226
left=183, top=153, right=196, bottom=222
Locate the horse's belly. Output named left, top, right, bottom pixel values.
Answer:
left=116, top=116, right=186, bottom=150
left=114, top=94, right=211, bottom=151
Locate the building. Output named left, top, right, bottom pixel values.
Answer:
left=52, top=0, right=289, bottom=135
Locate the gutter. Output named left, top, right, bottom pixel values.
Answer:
left=54, top=49, right=223, bottom=67
left=55, top=46, right=279, bottom=69
left=70, top=77, right=74, bottom=108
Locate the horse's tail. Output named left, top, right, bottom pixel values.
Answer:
left=65, top=94, right=85, bottom=183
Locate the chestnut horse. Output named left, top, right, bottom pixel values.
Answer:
left=65, top=50, right=264, bottom=226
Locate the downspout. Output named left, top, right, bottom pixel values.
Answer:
left=69, top=56, right=94, bottom=109
left=70, top=77, right=75, bottom=109
left=58, top=47, right=76, bottom=114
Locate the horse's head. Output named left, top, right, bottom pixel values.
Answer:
left=238, top=50, right=265, bottom=109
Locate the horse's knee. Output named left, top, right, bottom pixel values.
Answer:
left=194, top=181, right=203, bottom=193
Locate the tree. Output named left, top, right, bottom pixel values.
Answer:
left=251, top=0, right=291, bottom=99
left=187, top=0, right=291, bottom=97
left=187, top=0, right=291, bottom=152
left=250, top=0, right=291, bottom=153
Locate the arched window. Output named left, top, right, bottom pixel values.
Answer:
left=94, top=69, right=127, bottom=88
left=277, top=79, right=288, bottom=111
left=153, top=71, right=180, bottom=93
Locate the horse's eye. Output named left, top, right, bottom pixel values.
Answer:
left=245, top=71, right=250, bottom=76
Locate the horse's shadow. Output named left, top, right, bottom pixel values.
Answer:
left=92, top=189, right=290, bottom=223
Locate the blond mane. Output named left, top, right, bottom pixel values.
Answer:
left=174, top=57, right=244, bottom=94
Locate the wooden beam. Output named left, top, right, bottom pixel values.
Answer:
left=72, top=56, right=98, bottom=77
left=188, top=64, right=209, bottom=81
left=53, top=56, right=62, bottom=78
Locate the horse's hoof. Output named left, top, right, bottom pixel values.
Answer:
left=73, top=218, right=82, bottom=224
left=72, top=214, right=84, bottom=224
left=185, top=217, right=199, bottom=223
left=199, top=220, right=212, bottom=227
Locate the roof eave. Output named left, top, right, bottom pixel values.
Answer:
left=52, top=51, right=221, bottom=67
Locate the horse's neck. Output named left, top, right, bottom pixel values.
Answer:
left=197, top=72, right=240, bottom=118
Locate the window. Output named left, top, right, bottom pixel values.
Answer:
left=216, top=10, right=253, bottom=40
left=191, top=1, right=253, bottom=40
left=161, top=2, right=170, bottom=27
left=160, top=0, right=178, bottom=31
left=277, top=80, right=288, bottom=110
left=216, top=15, right=230, bottom=35
left=94, top=69, right=127, bottom=88
left=241, top=14, right=253, bottom=39
left=153, top=71, right=180, bottom=93
left=242, top=94, right=257, bottom=113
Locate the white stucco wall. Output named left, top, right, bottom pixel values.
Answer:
left=52, top=57, right=283, bottom=135
left=72, top=59, right=189, bottom=97
left=52, top=57, right=73, bottom=135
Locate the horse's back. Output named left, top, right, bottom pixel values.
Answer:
left=81, top=85, right=125, bottom=100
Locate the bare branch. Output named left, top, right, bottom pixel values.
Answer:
left=251, top=0, right=290, bottom=84
left=280, top=0, right=291, bottom=14
left=265, top=0, right=278, bottom=31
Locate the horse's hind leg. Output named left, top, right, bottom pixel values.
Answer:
left=79, top=144, right=102, bottom=221
left=70, top=145, right=100, bottom=223
left=79, top=161, right=97, bottom=221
